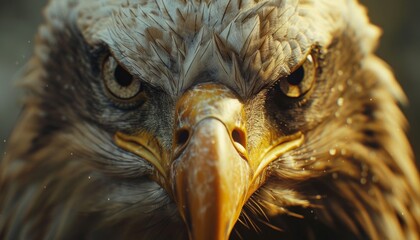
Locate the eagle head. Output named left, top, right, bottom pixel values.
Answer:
left=1, top=0, right=419, bottom=239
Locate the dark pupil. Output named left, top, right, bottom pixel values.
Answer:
left=287, top=66, right=304, bottom=85
left=114, top=65, right=133, bottom=87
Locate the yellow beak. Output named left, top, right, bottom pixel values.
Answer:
left=172, top=117, right=250, bottom=240
left=170, top=84, right=249, bottom=240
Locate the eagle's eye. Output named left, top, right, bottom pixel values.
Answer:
left=102, top=56, right=143, bottom=101
left=279, top=54, right=316, bottom=98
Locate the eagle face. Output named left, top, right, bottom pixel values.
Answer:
left=1, top=0, right=419, bottom=239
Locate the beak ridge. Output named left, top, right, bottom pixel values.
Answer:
left=172, top=118, right=250, bottom=240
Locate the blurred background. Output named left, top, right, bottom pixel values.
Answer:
left=0, top=0, right=419, bottom=166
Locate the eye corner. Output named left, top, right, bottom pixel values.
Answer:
left=89, top=42, right=110, bottom=56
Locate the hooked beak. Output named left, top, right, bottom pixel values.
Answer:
left=114, top=83, right=304, bottom=240
left=173, top=117, right=249, bottom=240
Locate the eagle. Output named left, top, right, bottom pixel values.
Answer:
left=1, top=0, right=419, bottom=239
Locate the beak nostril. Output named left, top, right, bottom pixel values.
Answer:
left=176, top=129, right=190, bottom=147
left=232, top=128, right=246, bottom=149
